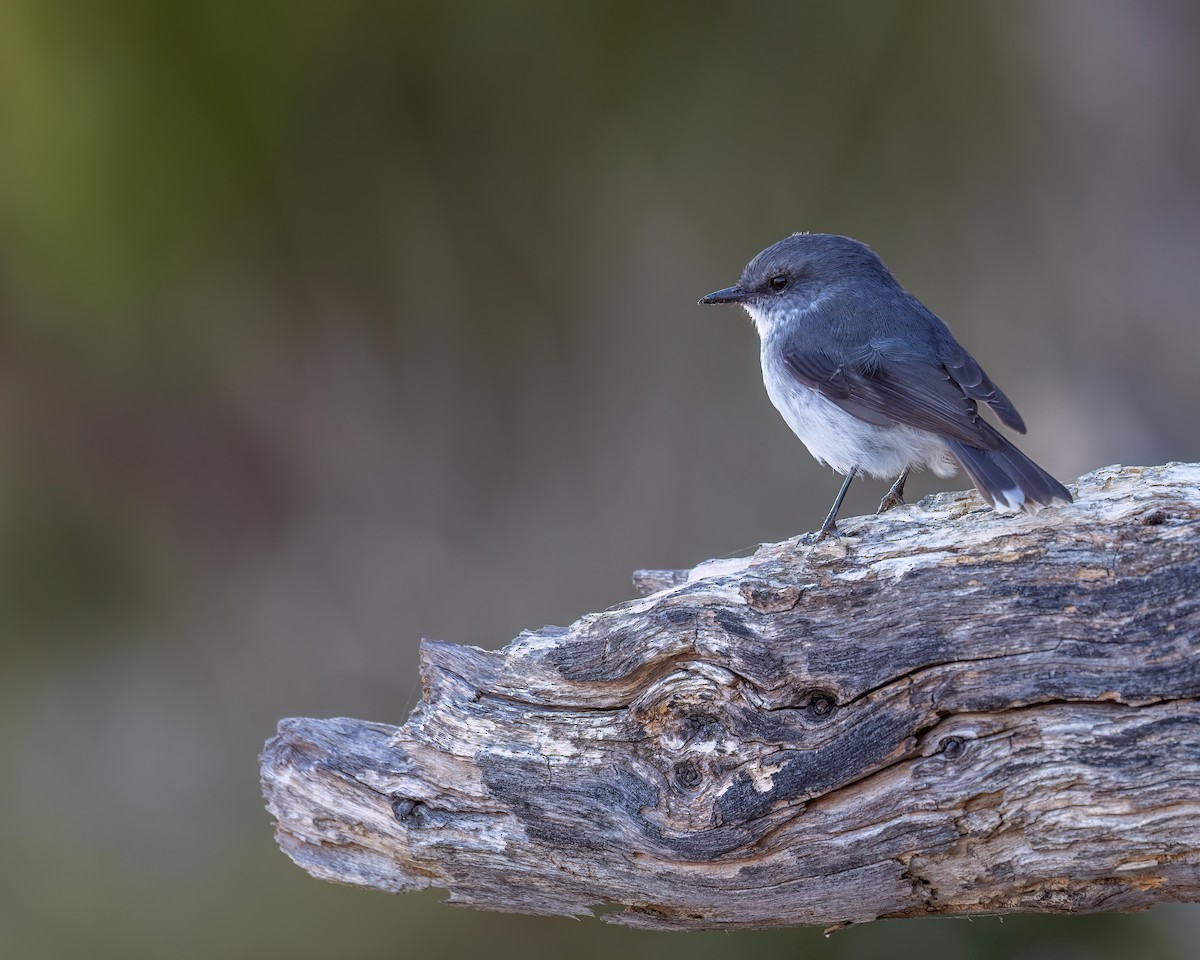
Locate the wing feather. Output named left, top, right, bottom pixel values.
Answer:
left=780, top=341, right=1011, bottom=451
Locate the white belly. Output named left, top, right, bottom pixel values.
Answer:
left=761, top=348, right=958, bottom=481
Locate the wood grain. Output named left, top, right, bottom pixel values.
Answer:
left=261, top=463, right=1200, bottom=929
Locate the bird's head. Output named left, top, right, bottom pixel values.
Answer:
left=699, top=233, right=895, bottom=337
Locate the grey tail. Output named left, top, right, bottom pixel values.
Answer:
left=946, top=432, right=1072, bottom=514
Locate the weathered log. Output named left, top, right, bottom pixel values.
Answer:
left=261, top=462, right=1200, bottom=930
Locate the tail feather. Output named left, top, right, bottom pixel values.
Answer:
left=946, top=435, right=1072, bottom=514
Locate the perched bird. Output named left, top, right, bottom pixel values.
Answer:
left=699, top=233, right=1072, bottom=538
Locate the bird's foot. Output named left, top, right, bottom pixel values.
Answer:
left=803, top=520, right=841, bottom=544
left=875, top=470, right=910, bottom=515
left=876, top=492, right=905, bottom=514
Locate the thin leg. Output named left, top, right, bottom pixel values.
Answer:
left=876, top=468, right=910, bottom=514
left=815, top=467, right=857, bottom=541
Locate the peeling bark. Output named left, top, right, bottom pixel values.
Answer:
left=261, top=463, right=1200, bottom=929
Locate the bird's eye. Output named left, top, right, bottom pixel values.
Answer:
left=769, top=274, right=789, bottom=291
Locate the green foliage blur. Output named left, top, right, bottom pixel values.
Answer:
left=2, top=2, right=1198, bottom=958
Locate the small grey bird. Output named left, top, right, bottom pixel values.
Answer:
left=699, top=233, right=1072, bottom=538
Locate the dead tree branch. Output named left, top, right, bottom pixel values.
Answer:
left=261, top=462, right=1200, bottom=930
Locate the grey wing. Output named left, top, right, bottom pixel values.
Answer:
left=940, top=340, right=1026, bottom=433
left=781, top=341, right=1009, bottom=451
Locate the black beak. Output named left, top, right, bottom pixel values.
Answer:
left=698, top=284, right=749, bottom=305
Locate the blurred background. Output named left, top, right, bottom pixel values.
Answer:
left=1, top=1, right=1198, bottom=957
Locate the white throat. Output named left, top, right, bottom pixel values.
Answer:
left=741, top=302, right=775, bottom=340
left=742, top=293, right=831, bottom=341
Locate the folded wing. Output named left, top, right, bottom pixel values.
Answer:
left=780, top=337, right=1021, bottom=451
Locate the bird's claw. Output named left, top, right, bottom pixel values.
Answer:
left=875, top=492, right=905, bottom=514
left=804, top=522, right=840, bottom=545
left=876, top=470, right=910, bottom=515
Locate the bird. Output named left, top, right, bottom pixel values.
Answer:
left=698, top=233, right=1072, bottom=539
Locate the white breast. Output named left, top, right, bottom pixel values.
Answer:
left=759, top=342, right=958, bottom=481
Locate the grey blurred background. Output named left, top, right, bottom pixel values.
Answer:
left=1, top=1, right=1198, bottom=958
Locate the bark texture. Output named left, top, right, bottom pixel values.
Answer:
left=261, top=462, right=1200, bottom=930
